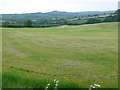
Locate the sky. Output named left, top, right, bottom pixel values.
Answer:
left=0, top=0, right=119, bottom=14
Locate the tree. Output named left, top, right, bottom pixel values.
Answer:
left=2, top=21, right=10, bottom=27
left=24, top=20, right=32, bottom=27
left=86, top=18, right=101, bottom=24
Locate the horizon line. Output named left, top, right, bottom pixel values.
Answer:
left=0, top=9, right=117, bottom=14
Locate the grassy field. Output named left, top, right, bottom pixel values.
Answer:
left=2, top=22, right=118, bottom=88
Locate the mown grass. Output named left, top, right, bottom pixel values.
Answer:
left=2, top=22, right=118, bottom=88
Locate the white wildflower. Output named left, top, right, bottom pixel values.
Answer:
left=54, top=79, right=57, bottom=82
left=47, top=83, right=50, bottom=86
left=97, top=84, right=100, bottom=87
left=94, top=84, right=97, bottom=86
left=55, top=83, right=59, bottom=87
left=56, top=80, right=59, bottom=84
left=94, top=84, right=100, bottom=87
left=90, top=85, right=93, bottom=87
left=45, top=86, right=48, bottom=89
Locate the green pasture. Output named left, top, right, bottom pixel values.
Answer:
left=2, top=22, right=118, bottom=88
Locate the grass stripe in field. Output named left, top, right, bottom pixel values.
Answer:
left=2, top=22, right=118, bottom=88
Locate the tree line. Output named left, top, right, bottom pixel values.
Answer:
left=1, top=12, right=118, bottom=28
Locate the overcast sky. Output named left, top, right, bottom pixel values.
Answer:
left=0, top=0, right=119, bottom=14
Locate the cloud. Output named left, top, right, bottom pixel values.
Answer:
left=0, top=0, right=119, bottom=14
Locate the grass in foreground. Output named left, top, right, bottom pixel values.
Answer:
left=2, top=22, right=118, bottom=88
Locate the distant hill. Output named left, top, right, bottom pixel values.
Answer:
left=0, top=10, right=117, bottom=27
left=1, top=10, right=115, bottom=21
left=46, top=10, right=115, bottom=16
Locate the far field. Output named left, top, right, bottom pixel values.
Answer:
left=2, top=22, right=118, bottom=88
